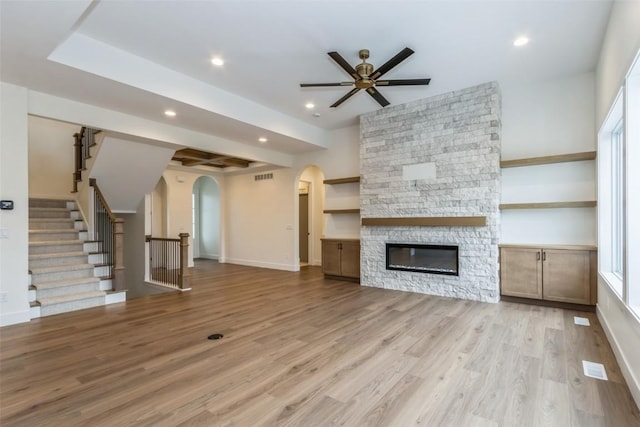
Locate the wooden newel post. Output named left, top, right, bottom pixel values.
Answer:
left=112, top=218, right=125, bottom=292
left=178, top=233, right=191, bottom=290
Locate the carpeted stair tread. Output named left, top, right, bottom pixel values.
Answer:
left=30, top=263, right=94, bottom=275
left=29, top=251, right=88, bottom=260
left=31, top=276, right=100, bottom=290
left=30, top=240, right=84, bottom=246
left=28, top=207, right=71, bottom=213
left=30, top=229, right=81, bottom=234
left=37, top=290, right=106, bottom=306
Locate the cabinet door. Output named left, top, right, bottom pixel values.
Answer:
left=500, top=247, right=542, bottom=299
left=542, top=249, right=591, bottom=304
left=322, top=240, right=342, bottom=276
left=340, top=241, right=361, bottom=278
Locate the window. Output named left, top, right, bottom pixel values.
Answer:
left=598, top=93, right=624, bottom=297
left=611, top=119, right=624, bottom=280
left=599, top=47, right=640, bottom=320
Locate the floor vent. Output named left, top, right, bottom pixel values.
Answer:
left=255, top=173, right=274, bottom=181
left=574, top=316, right=591, bottom=326
left=208, top=333, right=224, bottom=340
left=582, top=360, right=608, bottom=380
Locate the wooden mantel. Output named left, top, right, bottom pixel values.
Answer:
left=361, top=216, right=487, bottom=227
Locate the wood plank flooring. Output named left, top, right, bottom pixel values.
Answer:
left=1, top=260, right=638, bottom=426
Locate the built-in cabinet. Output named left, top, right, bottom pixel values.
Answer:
left=500, top=245, right=597, bottom=305
left=499, top=151, right=598, bottom=306
left=321, top=239, right=360, bottom=281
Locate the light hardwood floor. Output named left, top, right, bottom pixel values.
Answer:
left=1, top=260, right=638, bottom=426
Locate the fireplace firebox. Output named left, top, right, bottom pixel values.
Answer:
left=386, top=243, right=459, bottom=276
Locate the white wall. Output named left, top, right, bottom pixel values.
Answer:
left=595, top=0, right=640, bottom=407
left=90, top=136, right=175, bottom=213
left=294, top=126, right=361, bottom=240
left=28, top=116, right=79, bottom=199
left=595, top=0, right=640, bottom=126
left=225, top=168, right=297, bottom=270
left=500, top=73, right=597, bottom=245
left=0, top=82, right=30, bottom=326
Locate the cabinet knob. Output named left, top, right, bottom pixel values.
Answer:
left=537, top=251, right=541, bottom=261
left=543, top=251, right=546, bottom=261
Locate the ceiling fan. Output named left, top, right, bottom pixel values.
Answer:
left=300, top=47, right=431, bottom=108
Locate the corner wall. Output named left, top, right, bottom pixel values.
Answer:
left=0, top=82, right=30, bottom=326
left=360, top=82, right=501, bottom=302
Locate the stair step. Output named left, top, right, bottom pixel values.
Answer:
left=29, top=229, right=82, bottom=241
left=33, top=276, right=102, bottom=298
left=29, top=251, right=89, bottom=269
left=38, top=290, right=107, bottom=317
left=28, top=207, right=72, bottom=219
left=33, top=276, right=100, bottom=290
left=30, top=263, right=95, bottom=282
left=29, top=199, right=73, bottom=209
left=29, top=240, right=85, bottom=254
left=29, top=218, right=76, bottom=230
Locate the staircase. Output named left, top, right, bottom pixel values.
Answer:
left=28, top=198, right=125, bottom=318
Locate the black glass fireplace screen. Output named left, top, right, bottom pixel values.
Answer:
left=386, top=243, right=459, bottom=276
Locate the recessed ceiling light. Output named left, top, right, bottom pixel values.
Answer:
left=258, top=137, right=268, bottom=143
left=313, top=112, right=321, bottom=118
left=305, top=102, right=315, bottom=109
left=513, top=36, right=529, bottom=47
left=164, top=110, right=176, bottom=117
left=211, top=57, right=224, bottom=66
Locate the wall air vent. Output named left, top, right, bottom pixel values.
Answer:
left=254, top=173, right=274, bottom=181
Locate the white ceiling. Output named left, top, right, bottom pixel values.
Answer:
left=0, top=0, right=612, bottom=157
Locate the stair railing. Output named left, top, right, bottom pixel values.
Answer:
left=145, top=233, right=191, bottom=290
left=72, top=127, right=98, bottom=193
left=89, top=178, right=125, bottom=291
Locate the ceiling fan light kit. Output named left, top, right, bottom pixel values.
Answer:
left=300, top=47, right=431, bottom=108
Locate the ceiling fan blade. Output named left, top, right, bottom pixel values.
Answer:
left=300, top=82, right=354, bottom=87
left=328, top=51, right=360, bottom=80
left=370, top=47, right=415, bottom=80
left=366, top=87, right=390, bottom=107
left=376, top=78, right=431, bottom=86
left=330, top=88, right=361, bottom=108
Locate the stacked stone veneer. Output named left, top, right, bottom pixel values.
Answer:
left=360, top=82, right=501, bottom=303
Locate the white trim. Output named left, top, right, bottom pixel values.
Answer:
left=223, top=257, right=298, bottom=272
left=597, top=304, right=640, bottom=407
left=0, top=309, right=31, bottom=327
left=197, top=254, right=218, bottom=260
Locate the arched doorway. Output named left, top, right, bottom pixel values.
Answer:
left=192, top=176, right=221, bottom=261
left=297, top=165, right=325, bottom=268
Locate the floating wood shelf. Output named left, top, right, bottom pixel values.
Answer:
left=361, top=216, right=487, bottom=227
left=323, top=177, right=360, bottom=185
left=500, top=151, right=596, bottom=168
left=323, top=209, right=360, bottom=214
left=499, top=201, right=597, bottom=210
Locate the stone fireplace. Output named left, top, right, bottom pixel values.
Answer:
left=360, top=82, right=501, bottom=303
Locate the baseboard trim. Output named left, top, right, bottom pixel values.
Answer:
left=500, top=295, right=596, bottom=312
left=224, top=257, right=297, bottom=272
left=597, top=304, right=640, bottom=408
left=1, top=309, right=31, bottom=327
left=197, top=254, right=218, bottom=260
